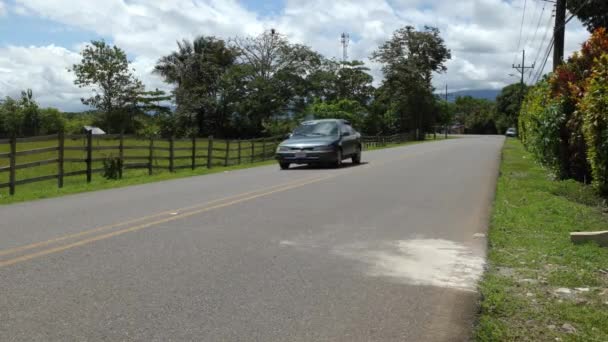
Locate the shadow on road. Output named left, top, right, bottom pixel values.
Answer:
left=285, top=162, right=369, bottom=171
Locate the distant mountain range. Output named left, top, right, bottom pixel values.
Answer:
left=436, top=89, right=501, bottom=102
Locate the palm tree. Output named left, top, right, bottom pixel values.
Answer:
left=154, top=36, right=238, bottom=136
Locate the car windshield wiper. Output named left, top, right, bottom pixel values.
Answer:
left=305, top=133, right=325, bottom=136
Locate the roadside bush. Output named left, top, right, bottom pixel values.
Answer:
left=580, top=53, right=608, bottom=194
left=102, top=155, right=123, bottom=180
left=546, top=28, right=608, bottom=182
left=519, top=80, right=566, bottom=177
left=520, top=28, right=608, bottom=186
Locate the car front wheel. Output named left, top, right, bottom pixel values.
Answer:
left=352, top=146, right=361, bottom=164
left=279, top=162, right=290, bottom=170
left=333, top=149, right=343, bottom=168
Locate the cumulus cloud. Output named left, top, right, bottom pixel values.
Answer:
left=0, top=45, right=90, bottom=111
left=2, top=0, right=592, bottom=110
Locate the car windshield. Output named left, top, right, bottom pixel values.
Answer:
left=292, top=121, right=339, bottom=137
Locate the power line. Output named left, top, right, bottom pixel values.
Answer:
left=522, top=0, right=541, bottom=51
left=514, top=0, right=528, bottom=65
left=525, top=3, right=546, bottom=52
left=533, top=36, right=554, bottom=83
left=527, top=5, right=554, bottom=82
left=527, top=0, right=594, bottom=83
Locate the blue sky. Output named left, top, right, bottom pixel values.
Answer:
left=0, top=11, right=99, bottom=47
left=0, top=0, right=590, bottom=111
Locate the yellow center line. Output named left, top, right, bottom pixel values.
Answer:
left=0, top=174, right=336, bottom=268
left=0, top=175, right=328, bottom=258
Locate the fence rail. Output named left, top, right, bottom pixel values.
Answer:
left=0, top=132, right=414, bottom=196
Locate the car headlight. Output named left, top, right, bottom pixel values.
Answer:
left=277, top=146, right=289, bottom=152
left=313, top=145, right=334, bottom=151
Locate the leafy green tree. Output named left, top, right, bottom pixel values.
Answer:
left=155, top=36, right=239, bottom=137
left=231, top=30, right=322, bottom=135
left=306, top=58, right=341, bottom=102
left=71, top=40, right=143, bottom=133
left=495, top=83, right=528, bottom=133
left=306, top=98, right=368, bottom=130
left=335, top=61, right=374, bottom=106
left=366, top=86, right=399, bottom=135
left=0, top=97, right=23, bottom=137
left=371, top=26, right=451, bottom=138
left=435, top=97, right=456, bottom=131
left=39, top=108, right=65, bottom=134
left=454, top=96, right=497, bottom=134
left=567, top=0, right=608, bottom=32
left=20, top=89, right=41, bottom=136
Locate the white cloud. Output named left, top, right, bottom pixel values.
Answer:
left=2, top=0, right=592, bottom=110
left=0, top=45, right=88, bottom=111
left=0, top=1, right=6, bottom=16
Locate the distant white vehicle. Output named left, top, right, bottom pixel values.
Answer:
left=505, top=128, right=517, bottom=137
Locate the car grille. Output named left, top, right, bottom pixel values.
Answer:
left=286, top=147, right=315, bottom=151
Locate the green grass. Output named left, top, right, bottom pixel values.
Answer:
left=475, top=139, right=608, bottom=341
left=0, top=135, right=446, bottom=205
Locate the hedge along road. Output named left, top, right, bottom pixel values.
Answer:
left=0, top=135, right=504, bottom=342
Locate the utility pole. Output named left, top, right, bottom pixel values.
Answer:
left=512, top=50, right=534, bottom=106
left=444, top=84, right=449, bottom=139
left=553, top=0, right=566, bottom=71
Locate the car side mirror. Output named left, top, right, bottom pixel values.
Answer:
left=341, top=131, right=350, bottom=137
left=285, top=133, right=292, bottom=139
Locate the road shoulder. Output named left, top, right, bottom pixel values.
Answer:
left=475, top=139, right=608, bottom=341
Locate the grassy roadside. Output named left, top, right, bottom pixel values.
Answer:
left=475, top=139, right=608, bottom=341
left=0, top=136, right=446, bottom=205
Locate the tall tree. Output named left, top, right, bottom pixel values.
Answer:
left=20, top=89, right=40, bottom=136
left=154, top=36, right=239, bottom=137
left=71, top=40, right=143, bottom=133
left=231, top=30, right=322, bottom=135
left=371, top=26, right=451, bottom=137
left=567, top=0, right=608, bottom=32
left=495, top=83, right=528, bottom=133
left=335, top=60, right=374, bottom=106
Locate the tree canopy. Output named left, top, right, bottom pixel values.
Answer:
left=372, top=25, right=451, bottom=138
left=567, top=0, right=608, bottom=32
left=3, top=27, right=461, bottom=139
left=71, top=40, right=146, bottom=133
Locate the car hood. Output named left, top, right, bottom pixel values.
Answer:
left=280, top=137, right=337, bottom=148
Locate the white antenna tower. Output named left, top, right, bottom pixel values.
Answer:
left=340, top=32, right=349, bottom=62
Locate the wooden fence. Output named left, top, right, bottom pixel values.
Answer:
left=0, top=132, right=414, bottom=196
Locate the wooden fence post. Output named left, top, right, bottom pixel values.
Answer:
left=118, top=132, right=124, bottom=179
left=224, top=140, right=230, bottom=167
left=169, top=136, right=174, bottom=172
left=207, top=135, right=213, bottom=169
left=9, top=136, right=16, bottom=196
left=58, top=131, right=64, bottom=188
left=251, top=141, right=255, bottom=163
left=262, top=138, right=267, bottom=160
left=237, top=140, right=242, bottom=165
left=148, top=136, right=154, bottom=176
left=191, top=135, right=196, bottom=170
left=86, top=130, right=92, bottom=183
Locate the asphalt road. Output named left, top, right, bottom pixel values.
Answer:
left=0, top=136, right=504, bottom=342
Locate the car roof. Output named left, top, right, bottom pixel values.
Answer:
left=301, top=119, right=350, bottom=125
